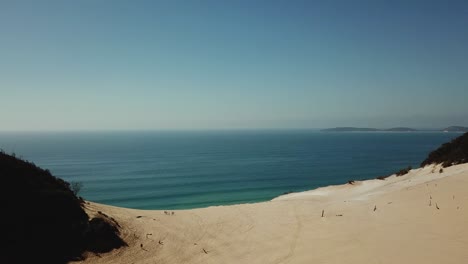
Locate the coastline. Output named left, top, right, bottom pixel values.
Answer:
left=75, top=162, right=468, bottom=264
left=2, top=130, right=457, bottom=210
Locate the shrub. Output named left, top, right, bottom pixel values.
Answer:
left=396, top=166, right=412, bottom=176
left=376, top=175, right=389, bottom=180
left=86, top=215, right=127, bottom=253
left=1, top=152, right=125, bottom=263
left=421, top=132, right=468, bottom=167
left=71, top=181, right=83, bottom=196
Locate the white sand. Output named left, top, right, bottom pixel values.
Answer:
left=76, top=163, right=468, bottom=264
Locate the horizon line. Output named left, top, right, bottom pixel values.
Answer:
left=0, top=126, right=465, bottom=133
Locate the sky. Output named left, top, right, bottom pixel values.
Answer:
left=1, top=0, right=467, bottom=131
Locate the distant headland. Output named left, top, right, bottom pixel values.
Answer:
left=321, top=126, right=468, bottom=132
left=442, top=126, right=468, bottom=132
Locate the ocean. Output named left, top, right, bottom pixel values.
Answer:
left=0, top=130, right=458, bottom=210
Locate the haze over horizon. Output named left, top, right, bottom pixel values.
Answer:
left=1, top=1, right=468, bottom=131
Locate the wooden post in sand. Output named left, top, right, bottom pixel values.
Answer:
left=321, top=210, right=324, bottom=217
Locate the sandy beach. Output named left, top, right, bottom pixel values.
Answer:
left=76, top=163, right=468, bottom=264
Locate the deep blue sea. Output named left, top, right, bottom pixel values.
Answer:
left=0, top=130, right=459, bottom=209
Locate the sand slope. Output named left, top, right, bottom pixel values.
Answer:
left=76, top=163, right=468, bottom=264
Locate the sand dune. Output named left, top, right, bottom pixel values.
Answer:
left=76, top=163, right=468, bottom=264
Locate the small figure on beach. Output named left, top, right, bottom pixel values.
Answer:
left=140, top=244, right=148, bottom=251
left=374, top=205, right=377, bottom=211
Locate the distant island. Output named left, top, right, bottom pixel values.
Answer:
left=322, top=126, right=467, bottom=132
left=384, top=127, right=418, bottom=132
left=321, top=127, right=417, bottom=132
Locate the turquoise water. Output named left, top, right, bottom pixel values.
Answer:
left=0, top=130, right=458, bottom=209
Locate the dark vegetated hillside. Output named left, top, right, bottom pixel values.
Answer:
left=421, top=132, right=468, bottom=167
left=0, top=152, right=126, bottom=264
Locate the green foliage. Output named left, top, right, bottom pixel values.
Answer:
left=86, top=213, right=127, bottom=253
left=71, top=181, right=83, bottom=196
left=396, top=166, right=412, bottom=176
left=376, top=175, right=389, bottom=180
left=421, top=132, right=468, bottom=167
left=1, top=152, right=125, bottom=263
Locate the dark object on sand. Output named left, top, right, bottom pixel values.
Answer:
left=396, top=166, right=412, bottom=176
left=86, top=214, right=127, bottom=253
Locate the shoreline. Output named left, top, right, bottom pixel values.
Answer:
left=2, top=131, right=458, bottom=211
left=272, top=164, right=446, bottom=202
left=85, top=166, right=442, bottom=212
left=76, top=162, right=468, bottom=264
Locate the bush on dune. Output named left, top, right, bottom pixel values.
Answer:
left=421, top=132, right=468, bottom=168
left=0, top=151, right=126, bottom=264
left=396, top=166, right=412, bottom=176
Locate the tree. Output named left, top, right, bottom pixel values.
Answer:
left=70, top=181, right=83, bottom=196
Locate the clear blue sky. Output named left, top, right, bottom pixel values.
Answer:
left=1, top=0, right=467, bottom=130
